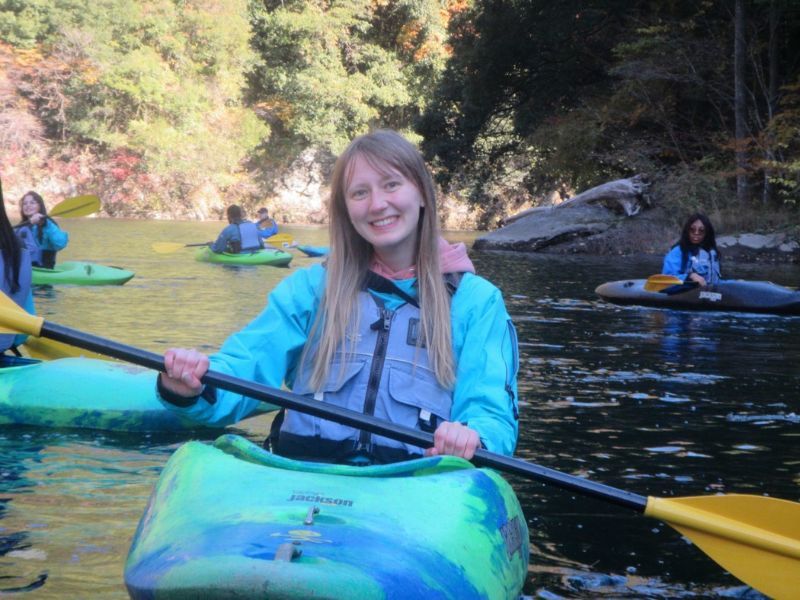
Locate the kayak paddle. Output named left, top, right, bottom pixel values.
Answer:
left=152, top=233, right=294, bottom=254
left=49, top=194, right=101, bottom=218
left=0, top=294, right=797, bottom=600
left=643, top=274, right=684, bottom=292
left=151, top=242, right=212, bottom=254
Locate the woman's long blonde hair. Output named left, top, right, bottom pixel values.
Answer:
left=306, top=130, right=455, bottom=390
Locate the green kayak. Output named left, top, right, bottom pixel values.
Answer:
left=0, top=355, right=225, bottom=432
left=125, top=435, right=529, bottom=599
left=195, top=246, right=293, bottom=266
left=32, top=261, right=135, bottom=286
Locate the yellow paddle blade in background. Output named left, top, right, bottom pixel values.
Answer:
left=643, top=274, right=684, bottom=292
left=49, top=194, right=101, bottom=218
left=152, top=242, right=193, bottom=254
left=646, top=494, right=800, bottom=600
left=0, top=292, right=43, bottom=336
left=265, top=232, right=294, bottom=246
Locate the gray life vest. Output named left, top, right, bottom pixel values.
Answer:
left=688, top=248, right=720, bottom=284
left=237, top=221, right=262, bottom=252
left=279, top=290, right=453, bottom=461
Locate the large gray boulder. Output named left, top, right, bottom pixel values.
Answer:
left=474, top=176, right=650, bottom=252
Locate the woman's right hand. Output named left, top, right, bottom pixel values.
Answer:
left=688, top=273, right=707, bottom=286
left=162, top=348, right=210, bottom=397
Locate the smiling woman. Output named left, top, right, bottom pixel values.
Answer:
left=156, top=129, right=520, bottom=467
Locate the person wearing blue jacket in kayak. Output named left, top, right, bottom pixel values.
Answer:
left=662, top=213, right=721, bottom=287
left=256, top=207, right=279, bottom=239
left=14, top=190, right=69, bottom=269
left=1, top=181, right=34, bottom=354
left=210, top=205, right=264, bottom=254
left=157, top=129, right=520, bottom=464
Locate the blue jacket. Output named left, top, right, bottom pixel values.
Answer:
left=158, top=264, right=520, bottom=456
left=211, top=221, right=263, bottom=253
left=662, top=245, right=721, bottom=284
left=257, top=220, right=279, bottom=239
left=15, top=220, right=68, bottom=267
left=0, top=247, right=35, bottom=351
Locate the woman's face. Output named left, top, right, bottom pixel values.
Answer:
left=344, top=153, right=424, bottom=269
left=688, top=219, right=706, bottom=245
left=22, top=195, right=40, bottom=218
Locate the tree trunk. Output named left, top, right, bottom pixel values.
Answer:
left=734, top=0, right=748, bottom=204
left=763, top=0, right=780, bottom=205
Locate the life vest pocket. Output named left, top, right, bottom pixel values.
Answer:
left=381, top=363, right=452, bottom=433
left=287, top=357, right=369, bottom=441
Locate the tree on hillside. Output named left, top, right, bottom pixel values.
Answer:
left=419, top=0, right=800, bottom=221
left=247, top=0, right=458, bottom=166
left=1, top=0, right=267, bottom=211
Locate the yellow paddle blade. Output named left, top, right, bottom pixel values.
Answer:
left=643, top=274, right=684, bottom=292
left=20, top=336, right=108, bottom=361
left=49, top=194, right=101, bottom=218
left=265, top=233, right=294, bottom=246
left=0, top=292, right=44, bottom=336
left=151, top=242, right=190, bottom=254
left=646, top=494, right=800, bottom=599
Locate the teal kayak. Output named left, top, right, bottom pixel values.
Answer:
left=195, top=246, right=293, bottom=266
left=32, top=261, right=135, bottom=285
left=125, top=434, right=529, bottom=599
left=0, top=355, right=224, bottom=432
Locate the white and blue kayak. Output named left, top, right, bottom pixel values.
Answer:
left=595, top=279, right=800, bottom=315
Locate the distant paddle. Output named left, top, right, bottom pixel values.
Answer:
left=152, top=233, right=295, bottom=254
left=643, top=274, right=684, bottom=292
left=0, top=291, right=797, bottom=600
left=151, top=242, right=211, bottom=254
left=49, top=194, right=101, bottom=218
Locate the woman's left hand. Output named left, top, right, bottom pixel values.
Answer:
left=425, top=421, right=481, bottom=460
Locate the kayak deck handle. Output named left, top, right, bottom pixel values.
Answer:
left=274, top=542, right=303, bottom=562
left=304, top=506, right=320, bottom=526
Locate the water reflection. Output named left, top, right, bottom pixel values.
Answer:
left=2, top=222, right=798, bottom=598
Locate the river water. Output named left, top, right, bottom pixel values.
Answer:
left=1, top=218, right=798, bottom=598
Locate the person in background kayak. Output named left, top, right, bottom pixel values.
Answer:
left=210, top=205, right=264, bottom=254
left=1, top=182, right=34, bottom=354
left=14, top=190, right=69, bottom=269
left=662, top=212, right=721, bottom=286
left=158, top=129, right=519, bottom=464
left=256, top=207, right=279, bottom=239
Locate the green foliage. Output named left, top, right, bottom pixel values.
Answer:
left=5, top=0, right=266, bottom=190
left=248, top=0, right=450, bottom=156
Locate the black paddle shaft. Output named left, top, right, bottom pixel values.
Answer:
left=42, top=321, right=649, bottom=512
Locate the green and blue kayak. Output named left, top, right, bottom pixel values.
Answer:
left=125, top=434, right=529, bottom=599
left=0, top=355, right=220, bottom=432
left=195, top=246, right=293, bottom=267
left=32, top=261, right=135, bottom=286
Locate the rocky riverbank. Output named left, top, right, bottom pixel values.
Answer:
left=472, top=178, right=800, bottom=264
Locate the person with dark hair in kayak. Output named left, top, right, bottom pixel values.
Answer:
left=157, top=129, right=520, bottom=465
left=1, top=181, right=34, bottom=354
left=210, top=205, right=264, bottom=254
left=255, top=207, right=279, bottom=239
left=14, top=190, right=69, bottom=269
left=662, top=212, right=721, bottom=287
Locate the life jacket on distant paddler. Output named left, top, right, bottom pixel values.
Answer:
left=228, top=221, right=263, bottom=253
left=271, top=272, right=462, bottom=465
